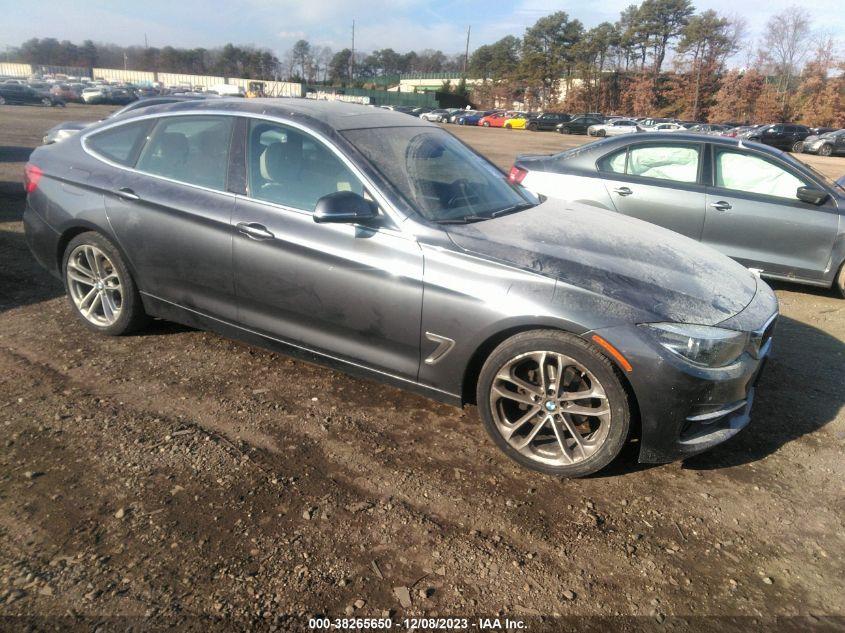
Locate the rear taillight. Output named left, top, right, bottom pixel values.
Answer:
left=24, top=163, right=43, bottom=194
left=508, top=165, right=527, bottom=185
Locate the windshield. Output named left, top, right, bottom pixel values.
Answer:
left=343, top=126, right=535, bottom=222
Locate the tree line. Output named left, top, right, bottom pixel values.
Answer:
left=7, top=2, right=843, bottom=125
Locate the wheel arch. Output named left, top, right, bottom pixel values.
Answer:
left=460, top=323, right=642, bottom=447
left=461, top=323, right=639, bottom=408
left=56, top=223, right=139, bottom=284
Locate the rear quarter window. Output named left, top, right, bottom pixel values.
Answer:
left=86, top=120, right=151, bottom=166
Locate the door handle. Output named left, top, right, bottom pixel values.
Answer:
left=710, top=201, right=732, bottom=212
left=613, top=186, right=633, bottom=196
left=236, top=222, right=275, bottom=240
left=115, top=187, right=140, bottom=201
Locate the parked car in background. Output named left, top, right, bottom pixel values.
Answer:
left=746, top=123, right=810, bottom=152
left=478, top=111, right=509, bottom=127
left=457, top=110, right=495, bottom=125
left=81, top=86, right=109, bottom=104
left=801, top=129, right=845, bottom=156
left=512, top=133, right=845, bottom=296
left=647, top=122, right=686, bottom=132
left=526, top=112, right=570, bottom=131
left=556, top=115, right=604, bottom=135
left=23, top=99, right=778, bottom=477
left=588, top=119, right=641, bottom=137
left=503, top=113, right=531, bottom=129
left=809, top=127, right=838, bottom=137
left=410, top=107, right=433, bottom=117
left=419, top=109, right=451, bottom=122
left=686, top=123, right=730, bottom=134
left=50, top=84, right=81, bottom=102
left=42, top=95, right=213, bottom=144
left=0, top=83, right=65, bottom=106
left=722, top=125, right=758, bottom=138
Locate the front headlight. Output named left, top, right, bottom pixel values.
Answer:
left=641, top=323, right=749, bottom=368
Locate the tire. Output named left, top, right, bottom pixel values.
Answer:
left=835, top=262, right=845, bottom=299
left=476, top=330, right=630, bottom=477
left=41, top=97, right=52, bottom=106
left=0, top=96, right=5, bottom=105
left=528, top=123, right=537, bottom=131
left=558, top=127, right=568, bottom=134
left=482, top=121, right=490, bottom=127
left=791, top=140, right=804, bottom=153
left=504, top=123, right=511, bottom=129
left=597, top=129, right=606, bottom=137
left=818, top=144, right=833, bottom=157
left=62, top=232, right=148, bottom=336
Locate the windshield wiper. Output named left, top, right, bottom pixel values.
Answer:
left=489, top=202, right=535, bottom=218
left=433, top=215, right=491, bottom=224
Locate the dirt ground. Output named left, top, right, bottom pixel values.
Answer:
left=0, top=104, right=844, bottom=631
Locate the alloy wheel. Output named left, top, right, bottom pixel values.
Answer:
left=819, top=144, right=833, bottom=157
left=489, top=351, right=611, bottom=467
left=66, top=244, right=123, bottom=327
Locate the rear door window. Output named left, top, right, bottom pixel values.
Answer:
left=136, top=116, right=234, bottom=190
left=598, top=144, right=700, bottom=183
left=86, top=120, right=152, bottom=166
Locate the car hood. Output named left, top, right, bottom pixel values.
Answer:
left=444, top=200, right=758, bottom=326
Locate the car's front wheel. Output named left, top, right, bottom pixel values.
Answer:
left=0, top=96, right=5, bottom=105
left=41, top=97, right=52, bottom=106
left=63, top=232, right=148, bottom=335
left=528, top=123, right=537, bottom=131
left=476, top=330, right=630, bottom=477
left=818, top=144, right=833, bottom=157
left=482, top=121, right=490, bottom=127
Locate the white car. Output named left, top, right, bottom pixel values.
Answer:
left=587, top=119, right=641, bottom=137
left=81, top=87, right=108, bottom=103
left=646, top=122, right=686, bottom=132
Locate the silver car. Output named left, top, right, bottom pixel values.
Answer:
left=515, top=133, right=845, bottom=297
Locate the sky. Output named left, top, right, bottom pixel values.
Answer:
left=0, top=0, right=841, bottom=63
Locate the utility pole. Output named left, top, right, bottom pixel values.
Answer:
left=463, top=25, right=471, bottom=74
left=144, top=33, right=148, bottom=48
left=123, top=52, right=128, bottom=71
left=350, top=19, right=355, bottom=82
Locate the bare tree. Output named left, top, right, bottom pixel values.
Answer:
left=759, top=7, right=812, bottom=108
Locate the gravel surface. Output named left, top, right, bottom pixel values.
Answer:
left=1, top=104, right=844, bottom=631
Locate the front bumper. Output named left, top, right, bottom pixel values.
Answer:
left=590, top=280, right=778, bottom=464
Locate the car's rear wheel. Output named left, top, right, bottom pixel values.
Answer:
left=818, top=144, right=833, bottom=157
left=0, top=96, right=5, bottom=105
left=835, top=262, right=845, bottom=299
left=482, top=121, right=490, bottom=127
left=63, top=232, right=148, bottom=335
left=791, top=140, right=804, bottom=153
left=476, top=330, right=630, bottom=477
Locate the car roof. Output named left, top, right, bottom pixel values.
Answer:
left=113, top=97, right=433, bottom=132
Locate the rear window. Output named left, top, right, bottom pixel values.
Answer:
left=136, top=116, right=234, bottom=190
left=86, top=120, right=151, bottom=166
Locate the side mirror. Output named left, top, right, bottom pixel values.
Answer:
left=313, top=191, right=379, bottom=224
left=796, top=186, right=829, bottom=206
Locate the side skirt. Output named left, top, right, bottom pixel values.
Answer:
left=140, top=293, right=464, bottom=407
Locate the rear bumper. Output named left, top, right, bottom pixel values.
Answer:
left=23, top=199, right=61, bottom=278
left=590, top=281, right=778, bottom=464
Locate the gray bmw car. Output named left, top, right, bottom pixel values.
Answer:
left=23, top=99, right=778, bottom=476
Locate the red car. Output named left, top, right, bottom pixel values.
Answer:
left=50, top=84, right=82, bottom=102
left=478, top=111, right=510, bottom=127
